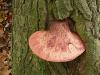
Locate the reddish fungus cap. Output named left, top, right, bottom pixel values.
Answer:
left=29, top=21, right=85, bottom=62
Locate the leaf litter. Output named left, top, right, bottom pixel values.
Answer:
left=0, top=0, right=12, bottom=75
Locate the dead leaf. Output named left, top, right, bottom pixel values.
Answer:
left=0, top=24, right=4, bottom=37
left=0, top=50, right=8, bottom=63
left=0, top=66, right=11, bottom=75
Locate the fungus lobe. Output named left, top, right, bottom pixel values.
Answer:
left=29, top=19, right=85, bottom=62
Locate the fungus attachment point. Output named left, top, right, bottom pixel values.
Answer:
left=29, top=20, right=85, bottom=62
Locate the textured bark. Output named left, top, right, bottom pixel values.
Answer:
left=12, top=0, right=100, bottom=75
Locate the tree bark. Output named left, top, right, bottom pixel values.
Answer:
left=12, top=0, right=100, bottom=75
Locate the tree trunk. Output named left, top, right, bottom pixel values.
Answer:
left=12, top=0, right=100, bottom=75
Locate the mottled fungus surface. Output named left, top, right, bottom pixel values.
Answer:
left=29, top=20, right=85, bottom=62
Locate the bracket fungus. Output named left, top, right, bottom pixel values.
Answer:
left=29, top=20, right=85, bottom=62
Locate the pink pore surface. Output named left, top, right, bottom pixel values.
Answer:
left=29, top=22, right=85, bottom=62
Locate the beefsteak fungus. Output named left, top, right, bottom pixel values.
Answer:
left=29, top=20, right=85, bottom=62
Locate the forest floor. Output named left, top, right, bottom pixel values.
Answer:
left=0, top=0, right=12, bottom=75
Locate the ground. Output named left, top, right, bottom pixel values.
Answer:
left=0, top=0, right=12, bottom=75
